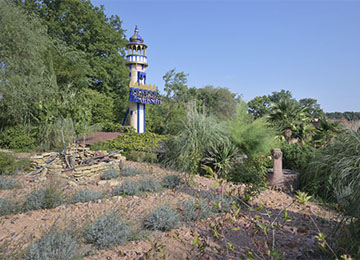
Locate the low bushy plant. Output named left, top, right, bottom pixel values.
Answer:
left=282, top=143, right=316, bottom=173
left=100, top=168, right=120, bottom=180
left=84, top=212, right=131, bottom=248
left=210, top=195, right=236, bottom=213
left=0, top=152, right=32, bottom=175
left=229, top=156, right=268, bottom=199
left=126, top=151, right=158, bottom=163
left=0, top=176, right=17, bottom=190
left=0, top=125, right=36, bottom=151
left=90, top=132, right=167, bottom=155
left=101, top=122, right=136, bottom=134
left=0, top=198, right=16, bottom=216
left=139, top=178, right=161, bottom=193
left=143, top=205, right=180, bottom=231
left=121, top=167, right=144, bottom=177
left=161, top=175, right=181, bottom=189
left=112, top=180, right=139, bottom=196
left=70, top=189, right=103, bottom=204
left=0, top=152, right=16, bottom=175
left=181, top=199, right=212, bottom=221
left=25, top=229, right=78, bottom=260
left=200, top=140, right=239, bottom=178
left=24, top=185, right=64, bottom=211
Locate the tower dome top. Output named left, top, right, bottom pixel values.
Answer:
left=129, top=25, right=144, bottom=43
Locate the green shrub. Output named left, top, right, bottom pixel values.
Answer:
left=112, top=180, right=139, bottom=196
left=101, top=122, right=136, bottom=134
left=282, top=143, right=316, bottom=173
left=181, top=199, right=212, bottom=221
left=70, top=189, right=103, bottom=204
left=121, top=167, right=143, bottom=177
left=139, top=178, right=161, bottom=193
left=126, top=151, right=158, bottom=163
left=0, top=176, right=17, bottom=190
left=90, top=132, right=167, bottom=155
left=0, top=152, right=33, bottom=175
left=0, top=125, right=36, bottom=151
left=24, top=185, right=64, bottom=211
left=200, top=140, right=239, bottom=178
left=0, top=152, right=16, bottom=175
left=100, top=168, right=120, bottom=180
left=26, top=229, right=78, bottom=260
left=227, top=104, right=279, bottom=158
left=143, top=205, right=180, bottom=231
left=161, top=175, right=181, bottom=189
left=160, top=104, right=228, bottom=175
left=0, top=198, right=16, bottom=216
left=84, top=212, right=131, bottom=248
left=229, top=156, right=268, bottom=199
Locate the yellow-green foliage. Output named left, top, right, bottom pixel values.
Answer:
left=227, top=104, right=279, bottom=158
left=91, top=132, right=168, bottom=155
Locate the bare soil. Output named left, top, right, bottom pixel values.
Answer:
left=0, top=161, right=338, bottom=259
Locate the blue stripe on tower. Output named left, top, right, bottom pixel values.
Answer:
left=144, top=104, right=146, bottom=132
left=137, top=103, right=140, bottom=133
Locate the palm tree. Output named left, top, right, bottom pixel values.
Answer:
left=268, top=99, right=311, bottom=143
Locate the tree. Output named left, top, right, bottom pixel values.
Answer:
left=247, top=95, right=271, bottom=119
left=299, top=98, right=324, bottom=118
left=15, top=0, right=129, bottom=114
left=0, top=0, right=55, bottom=127
left=194, top=86, right=241, bottom=121
left=268, top=98, right=311, bottom=142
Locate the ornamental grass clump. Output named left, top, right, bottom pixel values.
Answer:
left=0, top=198, right=16, bottom=216
left=160, top=103, right=228, bottom=175
left=161, top=175, right=181, bottom=189
left=100, top=168, right=120, bottom=180
left=112, top=180, right=139, bottom=196
left=121, top=167, right=143, bottom=177
left=25, top=229, right=78, bottom=260
left=181, top=199, right=212, bottom=222
left=139, top=178, right=161, bottom=193
left=143, top=205, right=180, bottom=232
left=84, top=212, right=131, bottom=248
left=0, top=176, right=17, bottom=190
left=24, top=185, right=64, bottom=211
left=70, top=189, right=103, bottom=204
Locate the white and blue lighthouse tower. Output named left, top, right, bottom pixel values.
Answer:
left=125, top=25, right=161, bottom=133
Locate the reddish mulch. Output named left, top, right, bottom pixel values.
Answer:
left=83, top=132, right=123, bottom=145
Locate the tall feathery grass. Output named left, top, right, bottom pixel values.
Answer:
left=301, top=129, right=360, bottom=257
left=160, top=102, right=228, bottom=175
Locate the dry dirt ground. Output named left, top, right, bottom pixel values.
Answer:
left=0, top=161, right=339, bottom=260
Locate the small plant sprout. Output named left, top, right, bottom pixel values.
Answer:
left=295, top=190, right=312, bottom=204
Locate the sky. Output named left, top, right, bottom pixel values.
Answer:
left=91, top=0, right=360, bottom=112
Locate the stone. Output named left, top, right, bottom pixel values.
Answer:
left=270, top=148, right=283, bottom=187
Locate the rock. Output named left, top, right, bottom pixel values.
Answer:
left=68, top=181, right=78, bottom=187
left=98, top=180, right=108, bottom=186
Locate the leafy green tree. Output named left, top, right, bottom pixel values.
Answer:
left=247, top=95, right=271, bottom=119
left=15, top=0, right=129, bottom=115
left=193, top=85, right=241, bottom=121
left=0, top=0, right=55, bottom=127
left=299, top=98, right=324, bottom=118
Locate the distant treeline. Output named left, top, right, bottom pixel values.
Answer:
left=326, top=112, right=360, bottom=121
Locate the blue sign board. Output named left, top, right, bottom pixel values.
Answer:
left=129, top=88, right=161, bottom=105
